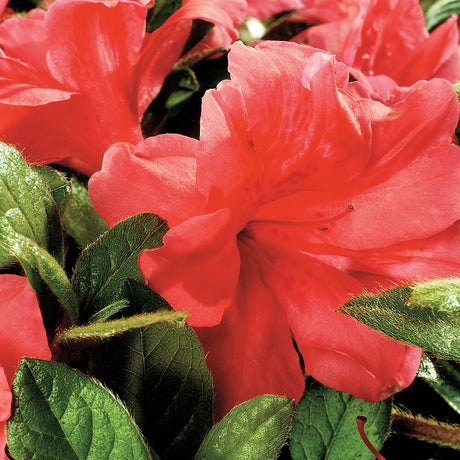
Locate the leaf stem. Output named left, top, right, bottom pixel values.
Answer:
left=392, top=408, right=460, bottom=450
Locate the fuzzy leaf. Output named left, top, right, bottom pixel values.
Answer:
left=289, top=381, right=391, bottom=460
left=56, top=310, right=189, bottom=343
left=338, top=284, right=460, bottom=360
left=71, top=213, right=168, bottom=323
left=0, top=143, right=64, bottom=267
left=62, top=174, right=109, bottom=248
left=195, top=395, right=295, bottom=460
left=410, top=278, right=460, bottom=321
left=91, top=281, right=211, bottom=460
left=32, top=166, right=71, bottom=217
left=6, top=358, right=157, bottom=460
left=425, top=0, right=460, bottom=30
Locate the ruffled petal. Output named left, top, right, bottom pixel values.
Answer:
left=195, top=240, right=305, bottom=419
left=199, top=42, right=371, bottom=208
left=89, top=135, right=204, bottom=227
left=139, top=208, right=249, bottom=326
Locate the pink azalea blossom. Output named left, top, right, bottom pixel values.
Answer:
left=0, top=0, right=245, bottom=175
left=293, top=0, right=460, bottom=86
left=89, top=41, right=460, bottom=418
left=0, top=275, right=50, bottom=459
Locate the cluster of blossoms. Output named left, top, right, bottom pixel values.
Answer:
left=0, top=0, right=459, bottom=454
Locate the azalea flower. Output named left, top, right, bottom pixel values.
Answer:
left=293, top=0, right=460, bottom=87
left=89, top=41, right=460, bottom=418
left=0, top=0, right=245, bottom=175
left=0, top=275, right=51, bottom=459
left=0, top=0, right=13, bottom=20
left=245, top=0, right=306, bottom=19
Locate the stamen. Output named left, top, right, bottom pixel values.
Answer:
left=247, top=204, right=355, bottom=229
left=356, top=416, right=386, bottom=460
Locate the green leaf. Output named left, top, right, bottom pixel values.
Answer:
left=56, top=310, right=189, bottom=343
left=338, top=284, right=460, bottom=360
left=410, top=278, right=460, bottom=321
left=31, top=166, right=71, bottom=217
left=0, top=142, right=64, bottom=267
left=146, top=0, right=182, bottom=32
left=289, top=381, right=391, bottom=460
left=0, top=144, right=76, bottom=320
left=164, top=67, right=200, bottom=109
left=71, top=213, right=168, bottom=323
left=62, top=173, right=109, bottom=248
left=7, top=358, right=157, bottom=460
left=195, top=395, right=295, bottom=460
left=0, top=228, right=78, bottom=323
left=418, top=355, right=460, bottom=416
left=91, top=281, right=211, bottom=460
left=88, top=299, right=130, bottom=323
left=425, top=0, right=460, bottom=30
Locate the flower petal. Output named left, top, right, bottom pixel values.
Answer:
left=254, top=246, right=422, bottom=402
left=199, top=42, right=371, bottom=208
left=195, top=240, right=305, bottom=419
left=0, top=10, right=48, bottom=72
left=0, top=275, right=51, bottom=383
left=393, top=15, right=460, bottom=85
left=246, top=0, right=305, bottom=19
left=89, top=135, right=204, bottom=228
left=139, top=208, right=248, bottom=326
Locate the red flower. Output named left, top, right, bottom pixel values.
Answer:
left=245, top=0, right=306, bottom=19
left=293, top=0, right=460, bottom=87
left=0, top=0, right=245, bottom=175
left=0, top=275, right=50, bottom=459
left=89, top=41, right=459, bottom=418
